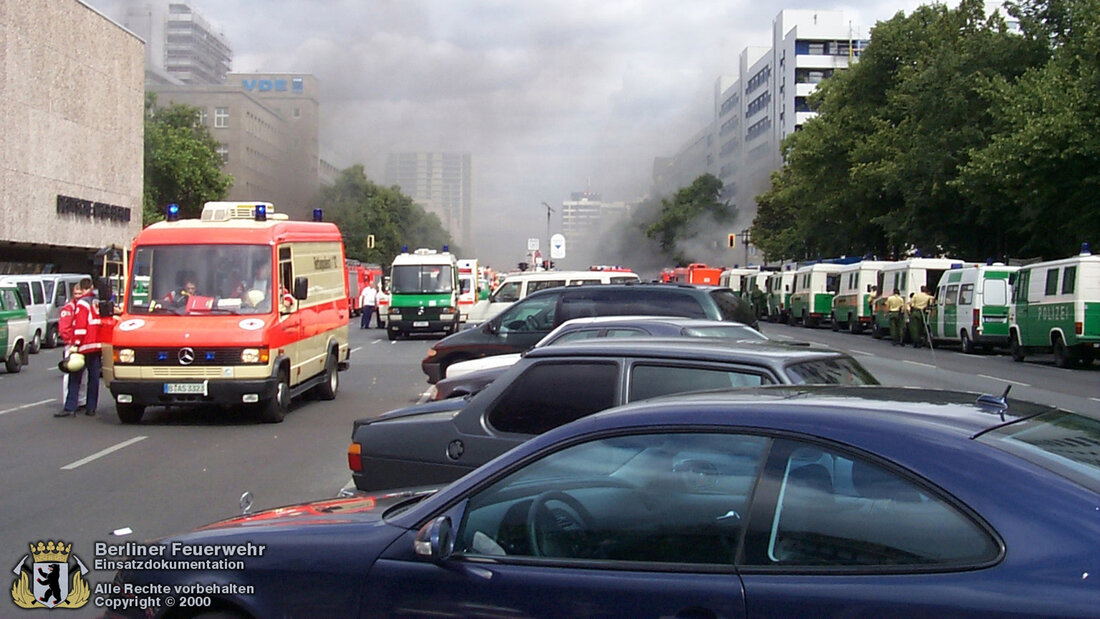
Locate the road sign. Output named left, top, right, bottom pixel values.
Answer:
left=550, top=234, right=566, bottom=259
left=527, top=238, right=540, bottom=251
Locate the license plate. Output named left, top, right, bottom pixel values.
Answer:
left=413, top=321, right=429, bottom=327
left=164, top=382, right=207, bottom=395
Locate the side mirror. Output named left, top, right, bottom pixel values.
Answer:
left=784, top=285, right=790, bottom=292
left=414, top=516, right=453, bottom=563
left=484, top=320, right=497, bottom=335
left=293, top=276, right=308, bottom=300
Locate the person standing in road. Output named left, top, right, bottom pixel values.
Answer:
left=375, top=283, right=389, bottom=329
left=56, top=281, right=87, bottom=416
left=359, top=281, right=377, bottom=329
left=909, top=285, right=934, bottom=348
left=886, top=288, right=906, bottom=347
left=60, top=277, right=102, bottom=417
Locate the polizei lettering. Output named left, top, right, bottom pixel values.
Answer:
left=1035, top=304, right=1072, bottom=323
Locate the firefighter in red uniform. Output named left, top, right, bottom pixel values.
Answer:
left=59, top=278, right=103, bottom=417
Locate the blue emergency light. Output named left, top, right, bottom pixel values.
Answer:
left=254, top=204, right=267, bottom=221
left=1082, top=242, right=1091, bottom=256
left=443, top=245, right=449, bottom=253
left=166, top=203, right=180, bottom=222
left=313, top=208, right=323, bottom=222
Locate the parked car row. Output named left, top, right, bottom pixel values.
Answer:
left=0, top=273, right=90, bottom=373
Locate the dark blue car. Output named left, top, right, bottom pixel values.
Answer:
left=106, top=386, right=1100, bottom=618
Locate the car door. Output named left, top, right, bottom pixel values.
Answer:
left=738, top=438, right=1003, bottom=616
left=492, top=292, right=558, bottom=351
left=366, top=431, right=762, bottom=618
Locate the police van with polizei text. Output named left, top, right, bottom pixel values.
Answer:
left=1008, top=244, right=1100, bottom=368
left=831, top=260, right=892, bottom=334
left=387, top=248, right=461, bottom=340
left=928, top=263, right=1018, bottom=353
left=872, top=257, right=966, bottom=341
left=787, top=262, right=844, bottom=328
left=104, top=202, right=351, bottom=424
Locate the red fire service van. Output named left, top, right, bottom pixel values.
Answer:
left=104, top=202, right=351, bottom=423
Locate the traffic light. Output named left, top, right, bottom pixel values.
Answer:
left=517, top=262, right=529, bottom=272
left=366, top=234, right=375, bottom=249
left=728, top=233, right=736, bottom=248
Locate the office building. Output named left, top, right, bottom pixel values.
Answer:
left=117, top=0, right=232, bottom=85
left=385, top=153, right=474, bottom=251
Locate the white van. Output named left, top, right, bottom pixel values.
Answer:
left=39, top=273, right=92, bottom=348
left=765, top=269, right=796, bottom=323
left=788, top=263, right=844, bottom=328
left=872, top=257, right=966, bottom=340
left=928, top=264, right=1018, bottom=353
left=831, top=261, right=892, bottom=334
left=0, top=274, right=50, bottom=353
left=464, top=269, right=640, bottom=325
left=1009, top=247, right=1100, bottom=367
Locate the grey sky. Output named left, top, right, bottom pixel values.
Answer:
left=93, top=0, right=938, bottom=267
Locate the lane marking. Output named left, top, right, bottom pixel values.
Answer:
left=903, top=360, right=936, bottom=369
left=978, top=374, right=1030, bottom=387
left=849, top=350, right=873, bottom=357
left=0, top=399, right=56, bottom=416
left=350, top=346, right=363, bottom=354
left=1090, top=398, right=1100, bottom=404
left=61, top=436, right=147, bottom=470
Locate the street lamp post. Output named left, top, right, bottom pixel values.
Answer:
left=540, top=201, right=555, bottom=267
left=739, top=229, right=751, bottom=266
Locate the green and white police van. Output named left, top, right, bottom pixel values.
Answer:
left=765, top=269, right=796, bottom=323
left=1008, top=245, right=1100, bottom=368
left=831, top=260, right=892, bottom=334
left=872, top=257, right=966, bottom=340
left=788, top=262, right=844, bottom=328
left=718, top=267, right=760, bottom=301
left=928, top=263, right=1018, bottom=354
left=0, top=285, right=32, bottom=373
left=387, top=247, right=461, bottom=340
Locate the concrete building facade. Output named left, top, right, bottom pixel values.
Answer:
left=151, top=74, right=322, bottom=220
left=384, top=152, right=474, bottom=251
left=0, top=0, right=145, bottom=273
left=118, top=0, right=231, bottom=85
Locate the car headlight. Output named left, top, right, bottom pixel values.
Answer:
left=116, top=348, right=135, bottom=363
left=424, top=348, right=437, bottom=359
left=241, top=348, right=269, bottom=364
left=389, top=307, right=400, bottom=316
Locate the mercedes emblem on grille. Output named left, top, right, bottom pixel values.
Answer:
left=178, top=347, right=195, bottom=365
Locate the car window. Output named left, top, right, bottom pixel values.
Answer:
left=492, top=281, right=522, bottom=303
left=630, top=364, right=774, bottom=401
left=958, top=283, right=974, bottom=306
left=546, top=329, right=603, bottom=344
left=682, top=325, right=767, bottom=340
left=746, top=440, right=1000, bottom=568
left=604, top=328, right=649, bottom=338
left=31, top=281, right=44, bottom=304
left=486, top=362, right=618, bottom=434
left=568, top=278, right=602, bottom=286
left=708, top=289, right=749, bottom=321
left=456, top=432, right=769, bottom=565
left=528, top=279, right=567, bottom=293
left=498, top=294, right=557, bottom=334
left=53, top=282, right=67, bottom=306
left=15, top=282, right=31, bottom=307
left=784, top=357, right=878, bottom=385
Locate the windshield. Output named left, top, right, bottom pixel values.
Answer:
left=785, top=357, right=879, bottom=385
left=683, top=325, right=767, bottom=340
left=128, top=244, right=273, bottom=315
left=391, top=264, right=454, bottom=294
left=978, top=410, right=1100, bottom=493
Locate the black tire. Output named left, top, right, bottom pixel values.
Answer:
left=831, top=314, right=840, bottom=332
left=28, top=331, right=41, bottom=354
left=387, top=327, right=398, bottom=340
left=116, top=403, right=145, bottom=424
left=45, top=326, right=60, bottom=349
left=1053, top=337, right=1074, bottom=369
left=871, top=320, right=883, bottom=339
left=315, top=352, right=338, bottom=400
left=849, top=317, right=863, bottom=334
left=960, top=330, right=975, bottom=354
left=259, top=369, right=290, bottom=423
left=1010, top=335, right=1025, bottom=362
left=5, top=344, right=23, bottom=373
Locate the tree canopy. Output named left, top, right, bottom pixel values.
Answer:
left=751, top=0, right=1096, bottom=262
left=642, top=174, right=735, bottom=265
left=142, top=93, right=232, bottom=225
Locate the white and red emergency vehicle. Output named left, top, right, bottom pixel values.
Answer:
left=104, top=202, right=350, bottom=423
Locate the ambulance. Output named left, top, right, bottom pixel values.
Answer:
left=928, top=263, right=1018, bottom=353
left=104, top=202, right=351, bottom=424
left=1008, top=245, right=1100, bottom=368
left=387, top=247, right=461, bottom=340
left=788, top=262, right=844, bottom=328
left=456, top=258, right=479, bottom=322
left=872, top=257, right=966, bottom=340
left=765, top=268, right=796, bottom=323
left=831, top=260, right=892, bottom=333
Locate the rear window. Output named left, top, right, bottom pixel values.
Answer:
left=528, top=279, right=567, bottom=293
left=978, top=410, right=1100, bottom=493
left=558, top=289, right=707, bottom=321
left=709, top=288, right=750, bottom=321
left=784, top=357, right=879, bottom=385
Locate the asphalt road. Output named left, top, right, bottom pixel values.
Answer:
left=0, top=319, right=1095, bottom=617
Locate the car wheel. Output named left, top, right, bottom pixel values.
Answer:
left=28, top=331, right=41, bottom=354
left=871, top=320, right=883, bottom=339
left=831, top=314, right=840, bottom=332
left=5, top=344, right=23, bottom=373
left=45, top=326, right=60, bottom=349
left=315, top=352, right=338, bottom=400
left=849, top=318, right=862, bottom=334
left=1052, top=337, right=1073, bottom=369
left=387, top=327, right=398, bottom=341
left=116, top=403, right=145, bottom=424
left=259, top=369, right=290, bottom=423
left=1010, top=335, right=1025, bottom=362
left=960, top=330, right=975, bottom=354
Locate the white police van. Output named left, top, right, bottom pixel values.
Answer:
left=928, top=263, right=1018, bottom=353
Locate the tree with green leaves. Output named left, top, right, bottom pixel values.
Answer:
left=643, top=174, right=734, bottom=265
left=316, top=165, right=456, bottom=267
left=142, top=92, right=233, bottom=225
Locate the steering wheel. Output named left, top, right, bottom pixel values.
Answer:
left=525, top=314, right=541, bottom=330
left=526, top=490, right=595, bottom=558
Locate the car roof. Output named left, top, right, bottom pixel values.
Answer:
left=522, top=336, right=843, bottom=362
left=524, top=282, right=721, bottom=299
left=547, top=385, right=1059, bottom=448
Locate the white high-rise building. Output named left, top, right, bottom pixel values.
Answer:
left=385, top=153, right=474, bottom=251
left=116, top=1, right=232, bottom=85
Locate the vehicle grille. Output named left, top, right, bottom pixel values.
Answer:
left=133, top=347, right=247, bottom=366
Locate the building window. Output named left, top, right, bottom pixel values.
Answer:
left=214, top=107, right=229, bottom=128
left=293, top=106, right=301, bottom=118
left=215, top=144, right=229, bottom=164
left=808, top=42, right=825, bottom=55
left=197, top=108, right=208, bottom=125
